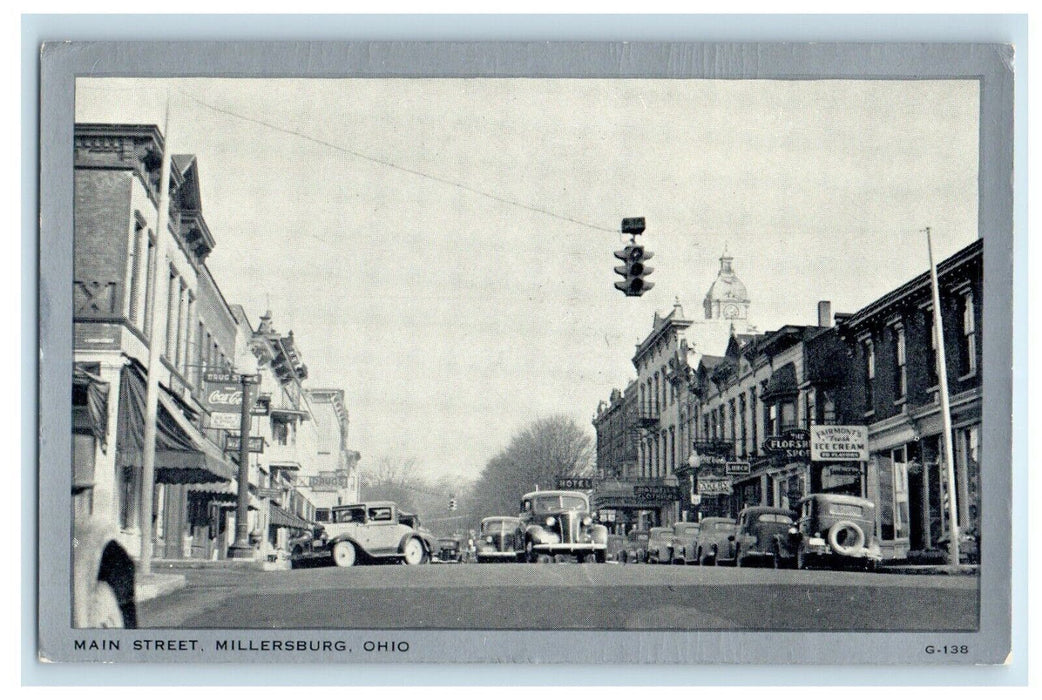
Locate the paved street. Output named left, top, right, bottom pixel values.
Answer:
left=140, top=563, right=978, bottom=631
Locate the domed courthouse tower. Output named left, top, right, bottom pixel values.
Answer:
left=703, top=248, right=751, bottom=322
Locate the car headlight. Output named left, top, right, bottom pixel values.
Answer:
left=581, top=516, right=592, bottom=527
left=545, top=516, right=556, bottom=527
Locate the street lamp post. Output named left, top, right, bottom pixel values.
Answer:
left=227, top=372, right=258, bottom=559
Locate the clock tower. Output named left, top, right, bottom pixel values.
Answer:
left=703, top=247, right=750, bottom=321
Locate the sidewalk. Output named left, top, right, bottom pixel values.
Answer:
left=135, top=557, right=291, bottom=604
left=134, top=572, right=187, bottom=603
left=877, top=563, right=979, bottom=576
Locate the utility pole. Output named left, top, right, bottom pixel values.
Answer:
left=138, top=94, right=173, bottom=576
left=228, top=372, right=257, bottom=559
left=926, top=226, right=961, bottom=567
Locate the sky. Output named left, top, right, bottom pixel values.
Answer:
left=75, top=77, right=979, bottom=482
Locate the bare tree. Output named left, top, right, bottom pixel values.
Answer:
left=466, top=415, right=593, bottom=520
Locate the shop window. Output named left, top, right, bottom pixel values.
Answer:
left=924, top=310, right=939, bottom=387
left=272, top=417, right=290, bottom=446
left=957, top=425, right=981, bottom=536
left=891, top=446, right=910, bottom=540
left=119, top=466, right=135, bottom=531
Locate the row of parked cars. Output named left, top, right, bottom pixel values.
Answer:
left=609, top=493, right=882, bottom=570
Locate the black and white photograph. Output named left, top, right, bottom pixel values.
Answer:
left=36, top=40, right=1016, bottom=666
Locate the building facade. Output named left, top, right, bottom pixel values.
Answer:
left=836, top=239, right=982, bottom=561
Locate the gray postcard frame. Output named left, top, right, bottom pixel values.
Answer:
left=38, top=40, right=1013, bottom=666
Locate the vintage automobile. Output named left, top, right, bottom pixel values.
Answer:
left=72, top=512, right=137, bottom=628
left=320, top=501, right=432, bottom=567
left=646, top=527, right=675, bottom=564
left=617, top=529, right=649, bottom=564
left=398, top=511, right=440, bottom=557
left=475, top=516, right=522, bottom=563
left=435, top=536, right=463, bottom=563
left=605, top=533, right=627, bottom=562
left=790, top=494, right=883, bottom=570
left=692, top=517, right=737, bottom=565
left=288, top=525, right=332, bottom=568
left=517, top=490, right=609, bottom=563
left=669, top=521, right=702, bottom=564
left=717, top=506, right=798, bottom=568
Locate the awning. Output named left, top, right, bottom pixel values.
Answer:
left=186, top=481, right=261, bottom=509
left=116, top=362, right=236, bottom=484
left=269, top=503, right=310, bottom=530
left=73, top=364, right=109, bottom=445
left=761, top=362, right=799, bottom=401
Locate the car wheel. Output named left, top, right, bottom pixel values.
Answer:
left=576, top=553, right=587, bottom=564
left=735, top=549, right=744, bottom=568
left=594, top=549, right=607, bottom=564
left=619, top=551, right=627, bottom=564
left=402, top=537, right=425, bottom=566
left=712, top=548, right=721, bottom=566
left=771, top=545, right=783, bottom=570
left=796, top=545, right=807, bottom=570
left=332, top=541, right=357, bottom=568
left=525, top=540, right=539, bottom=563
left=89, top=581, right=126, bottom=628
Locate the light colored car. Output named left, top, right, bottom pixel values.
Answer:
left=669, top=521, right=702, bottom=564
left=692, top=517, right=737, bottom=566
left=646, top=527, right=674, bottom=564
left=475, top=516, right=522, bottom=562
left=791, top=494, right=882, bottom=570
left=322, top=501, right=432, bottom=567
left=72, top=514, right=136, bottom=628
left=517, top=490, right=608, bottom=563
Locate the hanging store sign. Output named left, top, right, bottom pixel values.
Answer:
left=697, top=478, right=733, bottom=496
left=632, top=484, right=682, bottom=504
left=209, top=412, right=241, bottom=430
left=556, top=476, right=594, bottom=491
left=255, top=487, right=282, bottom=499
left=306, top=472, right=352, bottom=491
left=763, top=430, right=810, bottom=459
left=810, top=425, right=869, bottom=461
left=725, top=461, right=751, bottom=476
left=224, top=435, right=264, bottom=453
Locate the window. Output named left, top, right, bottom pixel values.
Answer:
left=894, top=325, right=906, bottom=401
left=891, top=446, right=910, bottom=539
left=960, top=291, right=977, bottom=376
left=728, top=400, right=736, bottom=445
left=738, top=395, right=747, bottom=457
left=127, top=216, right=143, bottom=326
left=863, top=339, right=875, bottom=411
left=924, top=310, right=939, bottom=387
left=805, top=389, right=816, bottom=428
left=143, top=233, right=156, bottom=339
left=779, top=400, right=796, bottom=433
left=165, top=270, right=179, bottom=359
left=749, top=389, right=758, bottom=455
left=767, top=404, right=778, bottom=436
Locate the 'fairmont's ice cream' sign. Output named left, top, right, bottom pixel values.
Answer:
left=810, top=425, right=869, bottom=461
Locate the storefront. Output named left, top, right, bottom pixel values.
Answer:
left=592, top=478, right=682, bottom=533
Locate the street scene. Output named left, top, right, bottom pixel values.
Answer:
left=69, top=77, right=982, bottom=632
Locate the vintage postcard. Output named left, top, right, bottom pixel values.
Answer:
left=37, top=41, right=1014, bottom=665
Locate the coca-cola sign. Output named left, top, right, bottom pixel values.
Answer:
left=202, top=376, right=256, bottom=414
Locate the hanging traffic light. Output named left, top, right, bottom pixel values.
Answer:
left=449, top=498, right=457, bottom=511
left=613, top=244, right=654, bottom=296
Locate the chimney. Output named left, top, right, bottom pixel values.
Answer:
left=818, top=301, right=832, bottom=327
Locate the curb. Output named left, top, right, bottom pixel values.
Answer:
left=135, top=573, right=186, bottom=603
left=877, top=564, right=979, bottom=576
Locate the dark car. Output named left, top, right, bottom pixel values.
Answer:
left=692, top=517, right=737, bottom=566
left=722, top=506, right=798, bottom=568
left=791, top=494, right=882, bottom=570
left=646, top=527, right=674, bottom=564
left=605, top=534, right=627, bottom=562
left=288, top=526, right=332, bottom=568
left=475, top=516, right=522, bottom=563
left=618, top=529, right=649, bottom=564
left=517, top=490, right=609, bottom=563
left=435, top=537, right=462, bottom=563
left=670, top=521, right=702, bottom=564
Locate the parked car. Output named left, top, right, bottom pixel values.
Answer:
left=617, top=529, right=649, bottom=564
left=605, top=533, right=627, bottom=562
left=517, top=490, right=608, bottom=563
left=475, top=516, right=522, bottom=562
left=398, top=511, right=439, bottom=557
left=692, top=517, right=737, bottom=565
left=72, top=512, right=137, bottom=628
left=288, top=526, right=332, bottom=568
left=721, top=506, right=798, bottom=568
left=790, top=494, right=883, bottom=570
left=321, top=501, right=432, bottom=567
left=434, top=536, right=463, bottom=563
left=646, top=527, right=674, bottom=564
left=670, top=521, right=702, bottom=564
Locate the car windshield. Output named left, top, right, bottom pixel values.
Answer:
left=649, top=528, right=671, bottom=541
left=756, top=513, right=794, bottom=525
left=439, top=539, right=456, bottom=546
left=829, top=503, right=865, bottom=517
left=331, top=507, right=366, bottom=523
left=674, top=524, right=700, bottom=536
left=707, top=521, right=735, bottom=532
left=532, top=494, right=587, bottom=514
left=481, top=520, right=513, bottom=533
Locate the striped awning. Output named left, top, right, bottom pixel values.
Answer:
left=269, top=503, right=310, bottom=530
